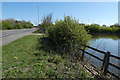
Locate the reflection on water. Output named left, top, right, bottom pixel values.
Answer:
left=86, top=33, right=120, bottom=77
left=90, top=33, right=120, bottom=40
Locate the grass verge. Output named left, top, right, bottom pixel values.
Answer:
left=2, top=35, right=93, bottom=78
left=32, top=30, right=41, bottom=33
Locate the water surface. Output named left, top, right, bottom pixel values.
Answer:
left=85, top=33, right=120, bottom=77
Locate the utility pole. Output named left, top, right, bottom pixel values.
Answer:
left=21, top=15, right=23, bottom=28
left=38, top=5, right=39, bottom=27
left=118, top=2, right=120, bottom=25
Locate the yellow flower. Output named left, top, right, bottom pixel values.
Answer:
left=14, top=56, right=18, bottom=59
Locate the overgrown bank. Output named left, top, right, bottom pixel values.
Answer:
left=2, top=16, right=93, bottom=78
left=2, top=35, right=93, bottom=78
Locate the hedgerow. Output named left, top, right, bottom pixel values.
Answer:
left=2, top=19, right=34, bottom=30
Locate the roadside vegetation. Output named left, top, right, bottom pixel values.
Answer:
left=2, top=35, right=93, bottom=78
left=1, top=18, right=34, bottom=30
left=2, top=16, right=94, bottom=78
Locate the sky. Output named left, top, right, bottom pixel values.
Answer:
left=2, top=2, right=118, bottom=26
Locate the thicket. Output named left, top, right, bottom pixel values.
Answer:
left=48, top=16, right=91, bottom=56
left=2, top=19, right=34, bottom=30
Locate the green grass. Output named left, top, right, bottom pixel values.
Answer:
left=32, top=30, right=41, bottom=33
left=2, top=35, right=93, bottom=78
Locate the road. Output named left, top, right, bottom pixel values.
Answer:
left=0, top=28, right=37, bottom=46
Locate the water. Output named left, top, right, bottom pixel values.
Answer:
left=85, top=33, right=120, bottom=78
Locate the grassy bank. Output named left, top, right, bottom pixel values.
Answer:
left=2, top=35, right=93, bottom=78
left=32, top=30, right=41, bottom=33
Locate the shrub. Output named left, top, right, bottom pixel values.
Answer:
left=21, top=20, right=28, bottom=28
left=2, top=19, right=34, bottom=30
left=48, top=16, right=91, bottom=56
left=0, top=21, right=2, bottom=30
left=16, top=23, right=22, bottom=29
left=86, top=24, right=101, bottom=33
left=39, top=14, right=53, bottom=34
left=2, top=21, right=14, bottom=30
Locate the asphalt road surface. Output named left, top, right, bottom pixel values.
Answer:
left=0, top=28, right=37, bottom=46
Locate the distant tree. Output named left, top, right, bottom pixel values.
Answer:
left=3, top=18, right=16, bottom=29
left=15, top=21, right=22, bottom=29
left=114, top=23, right=120, bottom=27
left=0, top=21, right=2, bottom=30
left=87, top=24, right=100, bottom=33
left=110, top=23, right=120, bottom=28
left=21, top=20, right=28, bottom=28
left=79, top=23, right=85, bottom=26
left=2, top=19, right=34, bottom=30
left=110, top=25, right=115, bottom=27
left=2, top=21, right=14, bottom=30
left=102, top=24, right=107, bottom=27
left=84, top=25, right=90, bottom=30
left=4, top=18, right=15, bottom=24
left=27, top=21, right=34, bottom=28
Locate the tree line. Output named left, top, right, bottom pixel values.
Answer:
left=83, top=23, right=120, bottom=33
left=1, top=19, right=34, bottom=30
left=38, top=14, right=120, bottom=34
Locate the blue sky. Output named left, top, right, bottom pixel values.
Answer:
left=2, top=2, right=118, bottom=26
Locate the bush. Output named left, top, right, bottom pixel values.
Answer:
left=27, top=21, right=34, bottom=28
left=2, top=19, right=34, bottom=30
left=85, top=24, right=101, bottom=33
left=21, top=20, right=28, bottom=28
left=48, top=16, right=91, bottom=56
left=16, top=23, right=22, bottom=29
left=2, top=22, right=14, bottom=30
left=0, top=21, right=2, bottom=30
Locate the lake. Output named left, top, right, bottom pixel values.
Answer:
left=85, top=33, right=120, bottom=78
